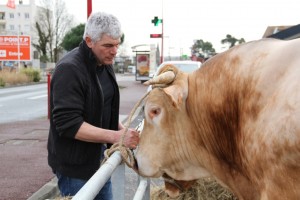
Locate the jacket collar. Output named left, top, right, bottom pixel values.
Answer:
left=79, top=40, right=97, bottom=63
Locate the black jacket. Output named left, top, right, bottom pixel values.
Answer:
left=47, top=40, right=120, bottom=180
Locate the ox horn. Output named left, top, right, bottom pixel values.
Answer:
left=143, top=70, right=176, bottom=86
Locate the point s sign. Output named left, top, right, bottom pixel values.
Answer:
left=0, top=35, right=31, bottom=61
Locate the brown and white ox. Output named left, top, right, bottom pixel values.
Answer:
left=135, top=38, right=300, bottom=200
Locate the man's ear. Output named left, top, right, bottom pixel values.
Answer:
left=85, top=37, right=93, bottom=48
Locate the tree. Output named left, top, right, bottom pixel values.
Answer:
left=52, top=0, right=73, bottom=62
left=191, top=39, right=216, bottom=58
left=32, top=5, right=51, bottom=62
left=61, top=23, right=126, bottom=52
left=32, top=21, right=49, bottom=62
left=221, top=34, right=245, bottom=49
left=32, top=0, right=73, bottom=63
left=61, top=23, right=85, bottom=51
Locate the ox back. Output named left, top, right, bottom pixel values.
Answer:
left=187, top=38, right=300, bottom=199
left=136, top=38, right=300, bottom=200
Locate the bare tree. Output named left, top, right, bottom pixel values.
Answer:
left=33, top=0, right=73, bottom=63
left=32, top=21, right=49, bottom=62
left=52, top=0, right=73, bottom=62
left=32, top=4, right=52, bottom=62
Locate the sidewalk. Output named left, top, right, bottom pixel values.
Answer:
left=0, top=119, right=54, bottom=200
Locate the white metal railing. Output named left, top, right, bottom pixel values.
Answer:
left=133, top=177, right=149, bottom=200
left=72, top=151, right=150, bottom=200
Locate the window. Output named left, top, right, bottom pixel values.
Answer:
left=24, top=13, right=29, bottom=19
left=24, top=24, right=30, bottom=32
left=0, top=12, right=5, bottom=20
left=9, top=13, right=14, bottom=19
left=0, top=24, right=5, bottom=31
left=9, top=24, right=14, bottom=30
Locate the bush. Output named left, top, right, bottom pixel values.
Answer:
left=0, top=77, right=5, bottom=87
left=20, top=68, right=41, bottom=82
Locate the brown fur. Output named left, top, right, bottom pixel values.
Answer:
left=136, top=38, right=300, bottom=200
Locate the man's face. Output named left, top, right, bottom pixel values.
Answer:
left=86, top=34, right=120, bottom=65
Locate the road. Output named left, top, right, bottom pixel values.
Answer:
left=0, top=83, right=48, bottom=124
left=0, top=74, right=147, bottom=125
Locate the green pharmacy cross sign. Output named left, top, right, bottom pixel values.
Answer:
left=151, top=16, right=163, bottom=26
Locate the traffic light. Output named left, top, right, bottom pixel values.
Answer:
left=150, top=34, right=162, bottom=38
left=151, top=16, right=162, bottom=26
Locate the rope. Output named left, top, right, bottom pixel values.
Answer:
left=101, top=91, right=150, bottom=170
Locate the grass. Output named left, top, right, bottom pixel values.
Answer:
left=0, top=70, right=31, bottom=87
left=0, top=68, right=41, bottom=87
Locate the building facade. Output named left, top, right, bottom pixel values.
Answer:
left=0, top=0, right=42, bottom=68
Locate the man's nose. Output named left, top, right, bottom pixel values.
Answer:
left=111, top=46, right=118, bottom=54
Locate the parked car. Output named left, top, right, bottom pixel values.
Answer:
left=127, top=65, right=136, bottom=74
left=147, top=60, right=201, bottom=92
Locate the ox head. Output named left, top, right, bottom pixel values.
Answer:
left=135, top=64, right=210, bottom=197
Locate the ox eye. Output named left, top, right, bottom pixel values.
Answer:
left=149, top=107, right=161, bottom=119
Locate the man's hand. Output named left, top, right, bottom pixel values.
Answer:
left=117, top=128, right=139, bottom=149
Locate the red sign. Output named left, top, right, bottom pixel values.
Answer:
left=150, top=34, right=162, bottom=38
left=6, top=0, right=15, bottom=9
left=0, top=35, right=31, bottom=61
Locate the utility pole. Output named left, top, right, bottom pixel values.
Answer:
left=87, top=0, right=92, bottom=18
left=161, top=0, right=164, bottom=63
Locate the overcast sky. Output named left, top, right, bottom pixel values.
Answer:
left=2, top=0, right=299, bottom=56
left=64, top=0, right=299, bottom=56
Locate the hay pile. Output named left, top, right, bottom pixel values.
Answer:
left=53, top=178, right=237, bottom=200
left=151, top=177, right=237, bottom=200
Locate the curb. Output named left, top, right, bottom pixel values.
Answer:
left=27, top=177, right=59, bottom=200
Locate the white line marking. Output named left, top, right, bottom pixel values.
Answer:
left=28, top=94, right=48, bottom=100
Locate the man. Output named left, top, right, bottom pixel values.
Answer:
left=47, top=12, right=139, bottom=199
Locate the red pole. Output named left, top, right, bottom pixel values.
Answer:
left=161, top=19, right=164, bottom=64
left=161, top=0, right=164, bottom=64
left=47, top=73, right=51, bottom=120
left=87, top=0, right=92, bottom=18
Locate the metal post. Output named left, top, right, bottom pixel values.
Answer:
left=47, top=73, right=51, bottom=119
left=16, top=3, right=21, bottom=71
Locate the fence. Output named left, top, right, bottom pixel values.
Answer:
left=72, top=151, right=150, bottom=200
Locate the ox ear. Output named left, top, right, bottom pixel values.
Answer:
left=163, top=85, right=186, bottom=108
